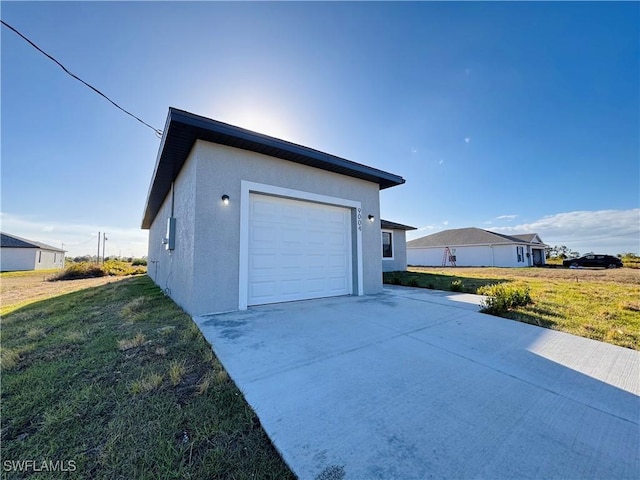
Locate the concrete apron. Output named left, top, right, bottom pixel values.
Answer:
left=193, top=287, right=639, bottom=480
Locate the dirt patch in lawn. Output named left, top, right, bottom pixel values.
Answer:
left=1, top=271, right=133, bottom=315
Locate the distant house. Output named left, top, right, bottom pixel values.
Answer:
left=407, top=227, right=547, bottom=268
left=0, top=232, right=66, bottom=272
left=381, top=219, right=417, bottom=272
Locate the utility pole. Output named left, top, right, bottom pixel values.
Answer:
left=97, top=232, right=101, bottom=263
left=102, top=234, right=108, bottom=263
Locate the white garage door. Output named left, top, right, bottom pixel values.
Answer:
left=248, top=193, right=352, bottom=306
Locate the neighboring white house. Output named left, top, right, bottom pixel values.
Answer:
left=142, top=108, right=406, bottom=316
left=407, top=227, right=547, bottom=268
left=381, top=219, right=417, bottom=272
left=0, top=232, right=66, bottom=271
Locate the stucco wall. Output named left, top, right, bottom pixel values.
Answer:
left=0, top=248, right=64, bottom=271
left=408, top=244, right=532, bottom=268
left=35, top=249, right=65, bottom=270
left=492, top=245, right=517, bottom=267
left=382, top=229, right=408, bottom=272
left=148, top=140, right=382, bottom=316
left=147, top=151, right=198, bottom=313
left=1, top=248, right=36, bottom=271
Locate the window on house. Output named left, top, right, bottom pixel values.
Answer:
left=54, top=253, right=57, bottom=263
left=382, top=231, right=393, bottom=258
left=38, top=251, right=42, bottom=263
left=517, top=247, right=524, bottom=262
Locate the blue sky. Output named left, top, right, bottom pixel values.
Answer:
left=2, top=1, right=638, bottom=258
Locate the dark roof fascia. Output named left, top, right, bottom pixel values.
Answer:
left=0, top=232, right=65, bottom=252
left=381, top=219, right=417, bottom=231
left=142, top=108, right=406, bottom=229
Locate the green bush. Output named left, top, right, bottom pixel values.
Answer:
left=408, top=278, right=419, bottom=287
left=478, top=283, right=532, bottom=315
left=450, top=279, right=463, bottom=292
left=132, top=258, right=147, bottom=266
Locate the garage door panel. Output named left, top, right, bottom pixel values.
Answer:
left=280, top=253, right=303, bottom=268
left=328, top=276, right=349, bottom=291
left=251, top=254, right=278, bottom=269
left=327, top=232, right=347, bottom=246
left=251, top=226, right=277, bottom=246
left=307, top=254, right=326, bottom=267
left=250, top=281, right=277, bottom=300
left=248, top=193, right=352, bottom=306
left=252, top=200, right=279, bottom=218
left=328, top=254, right=347, bottom=267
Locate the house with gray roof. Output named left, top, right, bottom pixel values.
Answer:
left=407, top=227, right=546, bottom=268
left=381, top=219, right=416, bottom=272
left=1, top=232, right=65, bottom=271
left=142, top=108, right=406, bottom=315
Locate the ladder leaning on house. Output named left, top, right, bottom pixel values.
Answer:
left=442, top=247, right=457, bottom=267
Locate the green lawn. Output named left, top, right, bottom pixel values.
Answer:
left=385, top=267, right=640, bottom=350
left=1, top=276, right=294, bottom=479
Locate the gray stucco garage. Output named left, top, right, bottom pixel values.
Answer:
left=194, top=287, right=639, bottom=480
left=142, top=108, right=405, bottom=315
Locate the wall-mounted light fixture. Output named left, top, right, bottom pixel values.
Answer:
left=368, top=215, right=375, bottom=222
left=221, top=194, right=230, bottom=205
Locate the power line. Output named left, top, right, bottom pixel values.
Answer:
left=1, top=20, right=163, bottom=137
left=64, top=234, right=99, bottom=247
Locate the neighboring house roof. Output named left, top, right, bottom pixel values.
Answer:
left=0, top=232, right=65, bottom=252
left=511, top=233, right=544, bottom=244
left=381, top=219, right=417, bottom=231
left=406, top=227, right=546, bottom=248
left=142, top=108, right=406, bottom=229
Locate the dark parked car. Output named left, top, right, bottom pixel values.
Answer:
left=563, top=254, right=623, bottom=269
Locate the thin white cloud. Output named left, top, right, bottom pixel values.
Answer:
left=443, top=220, right=449, bottom=226
left=409, top=224, right=443, bottom=241
left=0, top=212, right=148, bottom=258
left=490, top=209, right=640, bottom=254
left=464, top=137, right=471, bottom=144
left=438, top=159, right=444, bottom=165
left=496, top=214, right=518, bottom=221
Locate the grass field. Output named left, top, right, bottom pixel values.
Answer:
left=0, top=270, right=131, bottom=317
left=385, top=267, right=640, bottom=350
left=1, top=274, right=294, bottom=479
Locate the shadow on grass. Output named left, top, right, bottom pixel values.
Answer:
left=0, top=276, right=294, bottom=480
left=505, top=309, right=559, bottom=330
left=383, top=270, right=511, bottom=293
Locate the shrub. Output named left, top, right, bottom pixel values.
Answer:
left=51, top=262, right=105, bottom=280
left=450, top=279, right=463, bottom=292
left=49, top=261, right=145, bottom=281
left=478, top=283, right=532, bottom=315
left=408, top=278, right=419, bottom=287
left=131, top=258, right=147, bottom=266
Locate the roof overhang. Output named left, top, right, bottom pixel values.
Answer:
left=381, top=219, right=417, bottom=231
left=142, top=108, right=406, bottom=229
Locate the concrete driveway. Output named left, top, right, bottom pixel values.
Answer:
left=194, top=287, right=639, bottom=480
